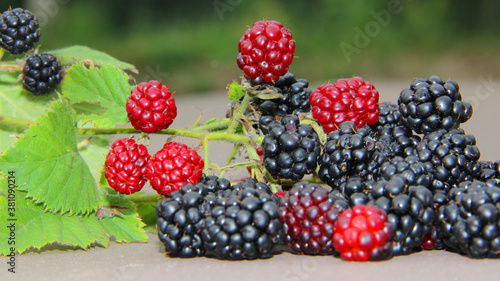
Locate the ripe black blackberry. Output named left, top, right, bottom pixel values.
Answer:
left=278, top=182, right=350, bottom=255
left=257, top=73, right=312, bottom=133
left=380, top=155, right=434, bottom=188
left=201, top=182, right=282, bottom=260
left=337, top=176, right=376, bottom=206
left=416, top=128, right=481, bottom=192
left=156, top=183, right=210, bottom=258
left=398, top=75, right=473, bottom=134
left=22, top=53, right=62, bottom=95
left=371, top=101, right=402, bottom=131
left=437, top=180, right=500, bottom=258
left=199, top=175, right=232, bottom=192
left=374, top=125, right=421, bottom=159
left=318, top=121, right=379, bottom=188
left=366, top=175, right=436, bottom=256
left=262, top=115, right=321, bottom=181
left=0, top=7, right=40, bottom=55
left=475, top=160, right=500, bottom=182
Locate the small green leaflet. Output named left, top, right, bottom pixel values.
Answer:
left=61, top=63, right=133, bottom=128
left=0, top=181, right=147, bottom=255
left=0, top=84, right=54, bottom=152
left=0, top=99, right=102, bottom=215
left=48, top=45, right=137, bottom=72
left=227, top=81, right=245, bottom=100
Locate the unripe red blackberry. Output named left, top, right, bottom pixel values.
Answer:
left=309, top=77, right=379, bottom=133
left=104, top=138, right=149, bottom=195
left=146, top=142, right=204, bottom=196
left=236, top=20, right=295, bottom=83
left=333, top=204, right=393, bottom=261
left=126, top=80, right=177, bottom=133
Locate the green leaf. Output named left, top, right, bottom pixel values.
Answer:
left=254, top=92, right=284, bottom=100
left=0, top=99, right=102, bottom=215
left=72, top=101, right=108, bottom=120
left=0, top=182, right=147, bottom=255
left=0, top=84, right=54, bottom=152
left=227, top=81, right=245, bottom=100
left=48, top=45, right=137, bottom=72
left=61, top=63, right=133, bottom=128
left=78, top=135, right=109, bottom=184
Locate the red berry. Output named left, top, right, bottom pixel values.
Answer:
left=104, top=138, right=149, bottom=195
left=333, top=204, right=393, bottom=261
left=237, top=20, right=295, bottom=83
left=146, top=142, right=204, bottom=195
left=278, top=182, right=350, bottom=255
left=309, top=77, right=379, bottom=134
left=126, top=80, right=177, bottom=133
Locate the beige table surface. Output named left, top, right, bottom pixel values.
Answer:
left=2, top=79, right=500, bottom=281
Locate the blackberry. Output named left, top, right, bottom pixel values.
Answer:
left=201, top=181, right=282, bottom=260
left=416, top=128, right=481, bottom=192
left=437, top=180, right=500, bottom=258
left=398, top=75, right=473, bottom=134
left=258, top=73, right=312, bottom=133
left=199, top=175, right=232, bottom=192
left=337, top=177, right=376, bottom=207
left=371, top=101, right=402, bottom=131
left=278, top=181, right=350, bottom=255
left=366, top=175, right=436, bottom=256
left=156, top=183, right=209, bottom=258
left=374, top=125, right=421, bottom=159
left=318, top=121, right=379, bottom=188
left=22, top=53, right=62, bottom=95
left=379, top=155, right=434, bottom=188
left=0, top=7, right=40, bottom=55
left=475, top=160, right=500, bottom=182
left=262, top=115, right=321, bottom=180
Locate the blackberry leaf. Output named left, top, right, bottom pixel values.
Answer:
left=0, top=84, right=54, bottom=152
left=0, top=99, right=102, bottom=215
left=0, top=182, right=147, bottom=255
left=48, top=45, right=137, bottom=72
left=61, top=63, right=133, bottom=128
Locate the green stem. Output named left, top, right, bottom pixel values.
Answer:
left=203, top=137, right=210, bottom=173
left=78, top=127, right=251, bottom=145
left=0, top=61, right=20, bottom=71
left=227, top=93, right=252, bottom=134
left=0, top=115, right=34, bottom=129
left=127, top=193, right=161, bottom=203
left=191, top=118, right=230, bottom=131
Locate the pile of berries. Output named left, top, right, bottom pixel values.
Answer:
left=0, top=7, right=63, bottom=95
left=96, top=18, right=500, bottom=262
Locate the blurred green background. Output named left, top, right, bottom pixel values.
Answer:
left=7, top=0, right=500, bottom=93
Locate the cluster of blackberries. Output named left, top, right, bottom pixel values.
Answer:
left=156, top=177, right=282, bottom=259
left=0, top=7, right=63, bottom=95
